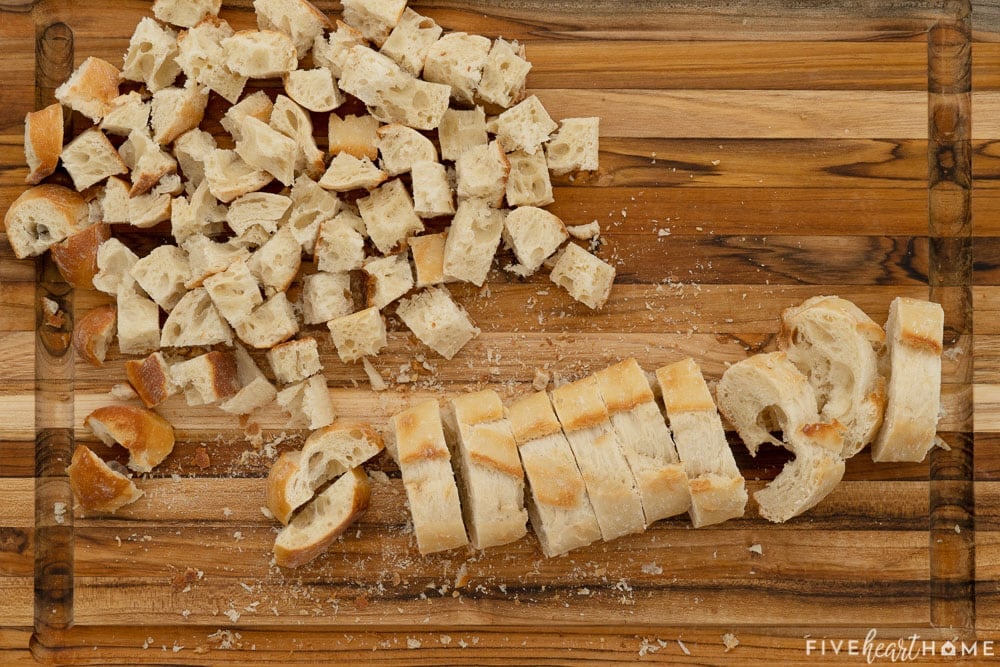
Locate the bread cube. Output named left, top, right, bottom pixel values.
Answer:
left=227, top=192, right=291, bottom=237
left=125, top=352, right=179, bottom=408
left=171, top=350, right=241, bottom=406
left=55, top=56, right=121, bottom=122
left=276, top=374, right=336, bottom=429
left=267, top=337, right=323, bottom=385
left=313, top=21, right=366, bottom=78
left=61, top=128, right=128, bottom=191
left=203, top=259, right=263, bottom=326
left=171, top=181, right=227, bottom=242
left=301, top=271, right=353, bottom=324
left=328, top=307, right=387, bottom=362
left=396, top=287, right=479, bottom=360
left=93, top=237, right=139, bottom=296
left=409, top=232, right=450, bottom=288
left=546, top=117, right=600, bottom=175
left=223, top=29, right=297, bottom=78
left=249, top=226, right=302, bottom=295
left=221, top=90, right=273, bottom=142
left=341, top=0, right=406, bottom=45
left=549, top=243, right=615, bottom=310
left=319, top=152, right=387, bottom=191
left=422, top=32, right=491, bottom=104
left=443, top=198, right=504, bottom=286
left=270, top=96, right=326, bottom=180
left=377, top=124, right=436, bottom=176
left=161, top=287, right=234, bottom=347
left=358, top=179, right=424, bottom=254
left=203, top=148, right=273, bottom=203
left=235, top=292, right=299, bottom=349
left=253, top=0, right=331, bottom=56
left=411, top=161, right=454, bottom=218
left=488, top=95, right=557, bottom=155
left=476, top=38, right=531, bottom=111
left=130, top=245, right=191, bottom=312
left=176, top=17, right=247, bottom=104
left=119, top=128, right=178, bottom=197
left=315, top=212, right=367, bottom=273
left=117, top=290, right=161, bottom=355
left=153, top=0, right=221, bottom=28
left=101, top=92, right=152, bottom=138
left=379, top=8, right=442, bottom=76
left=438, top=107, right=488, bottom=161
left=505, top=149, right=554, bottom=207
left=328, top=113, right=380, bottom=161
left=283, top=67, right=343, bottom=114
left=456, top=140, right=509, bottom=207
left=219, top=343, right=278, bottom=415
left=173, top=128, right=217, bottom=185
left=502, top=205, right=568, bottom=275
left=363, top=252, right=413, bottom=309
left=235, top=116, right=297, bottom=186
left=182, top=234, right=250, bottom=287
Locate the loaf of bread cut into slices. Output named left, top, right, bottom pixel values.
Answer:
left=73, top=304, right=117, bottom=367
left=445, top=390, right=528, bottom=549
left=549, top=375, right=647, bottom=541
left=266, top=420, right=384, bottom=524
left=273, top=467, right=371, bottom=568
left=507, top=390, right=602, bottom=557
left=594, top=358, right=690, bottom=525
left=656, top=357, right=748, bottom=528
left=68, top=445, right=144, bottom=513
left=24, top=103, right=63, bottom=184
left=391, top=399, right=469, bottom=554
left=716, top=352, right=846, bottom=523
left=778, top=295, right=887, bottom=458
left=871, top=296, right=944, bottom=463
left=84, top=405, right=176, bottom=474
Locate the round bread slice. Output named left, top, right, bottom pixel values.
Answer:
left=72, top=304, right=117, bottom=367
left=84, top=405, right=176, bottom=473
left=51, top=223, right=111, bottom=289
left=3, top=184, right=89, bottom=259
left=67, top=445, right=144, bottom=513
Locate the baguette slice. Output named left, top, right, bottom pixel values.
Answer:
left=73, top=304, right=117, bottom=367
left=125, top=351, right=179, bottom=408
left=656, top=357, right=748, bottom=528
left=266, top=420, right=384, bottom=524
left=24, top=103, right=64, bottom=184
left=51, top=223, right=111, bottom=289
left=871, top=297, right=944, bottom=462
left=4, top=185, right=88, bottom=259
left=507, top=391, right=602, bottom=557
left=68, top=445, right=144, bottom=513
left=219, top=343, right=278, bottom=415
left=84, top=405, right=175, bottom=474
left=273, top=467, right=371, bottom=568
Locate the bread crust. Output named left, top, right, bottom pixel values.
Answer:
left=549, top=375, right=608, bottom=432
left=51, top=224, right=111, bottom=289
left=84, top=405, right=176, bottom=473
left=507, top=390, right=561, bottom=443
left=125, top=352, right=175, bottom=408
left=394, top=400, right=450, bottom=464
left=594, top=358, right=654, bottom=414
left=656, top=358, right=717, bottom=413
left=4, top=184, right=88, bottom=259
left=24, top=103, right=64, bottom=184
left=73, top=303, right=117, bottom=367
left=67, top=445, right=144, bottom=513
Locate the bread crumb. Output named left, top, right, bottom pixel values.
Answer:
left=532, top=368, right=550, bottom=391
left=222, top=507, right=233, bottom=517
left=722, top=633, right=739, bottom=651
left=224, top=608, right=240, bottom=623
left=192, top=447, right=211, bottom=469
left=110, top=383, right=138, bottom=401
left=641, top=562, right=662, bottom=575
left=260, top=506, right=275, bottom=520
left=748, top=543, right=763, bottom=555
left=53, top=502, right=67, bottom=524
left=677, top=639, right=690, bottom=655
left=362, top=357, right=387, bottom=391
left=440, top=635, right=452, bottom=645
left=407, top=638, right=422, bottom=649
left=955, top=524, right=962, bottom=534
left=566, top=221, right=600, bottom=240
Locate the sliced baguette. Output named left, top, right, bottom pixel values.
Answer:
left=125, top=352, right=179, bottom=408
left=24, top=103, right=63, bottom=184
left=73, top=304, right=117, bottom=367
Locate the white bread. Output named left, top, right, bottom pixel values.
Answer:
left=24, top=103, right=63, bottom=184
left=422, top=32, right=491, bottom=104
left=506, top=150, right=554, bottom=207
left=248, top=225, right=302, bottom=295
left=122, top=17, right=181, bottom=93
left=51, top=223, right=110, bottom=289
left=594, top=358, right=690, bottom=525
left=100, top=92, right=151, bottom=138
left=55, top=56, right=121, bottom=122
left=227, top=192, right=291, bottom=238
left=219, top=343, right=278, bottom=415
left=153, top=172, right=184, bottom=196
left=502, top=205, right=568, bottom=276
left=73, top=304, right=117, bottom=367
left=267, top=337, right=323, bottom=385
left=549, top=375, right=647, bottom=541
left=327, top=307, right=387, bottom=362
left=284, top=68, right=343, bottom=113
left=546, top=117, right=600, bottom=175
left=273, top=467, right=371, bottom=568
left=153, top=0, right=221, bottom=28
left=125, top=351, right=179, bottom=408
left=129, top=244, right=191, bottom=312
left=84, top=405, right=175, bottom=474
left=443, top=198, right=504, bottom=286
left=476, top=38, right=531, bottom=111
left=392, top=399, right=469, bottom=554
left=445, top=390, right=527, bottom=549
left=396, top=286, right=479, bottom=360
left=871, top=297, right=944, bottom=462
left=302, top=271, right=353, bottom=324
left=173, top=128, right=217, bottom=185
left=270, top=96, right=326, bottom=181
left=656, top=357, right=748, bottom=528
left=408, top=231, right=450, bottom=287
left=549, top=243, right=615, bottom=310
left=341, top=0, right=406, bottom=46
left=170, top=181, right=227, bottom=242
left=126, top=190, right=172, bottom=229
left=253, top=0, right=331, bottom=56
left=97, top=176, right=130, bottom=224
left=276, top=374, right=336, bottom=430
left=377, top=124, right=436, bottom=176
left=363, top=252, right=413, bottom=309
left=176, top=17, right=247, bottom=104
left=92, top=237, right=139, bottom=296
left=3, top=184, right=88, bottom=259
left=266, top=420, right=384, bottom=524
left=60, top=128, right=128, bottom=191
left=455, top=140, right=509, bottom=207
left=170, top=350, right=241, bottom=406
left=313, top=21, right=366, bottom=78
left=222, top=29, right=298, bottom=79
left=220, top=90, right=273, bottom=142
left=182, top=234, right=249, bottom=288
left=68, top=445, right=144, bottom=513
left=716, top=352, right=846, bottom=523
left=116, top=289, right=161, bottom=355
left=235, top=291, right=299, bottom=348
left=328, top=113, right=380, bottom=161
left=438, top=107, right=487, bottom=162
left=119, top=128, right=176, bottom=196
left=287, top=176, right=340, bottom=253
left=160, top=287, right=234, bottom=348
left=203, top=258, right=263, bottom=326
left=150, top=83, right=208, bottom=145
left=319, top=152, right=388, bottom=192
left=411, top=161, right=454, bottom=218
left=203, top=148, right=273, bottom=203
left=315, top=212, right=367, bottom=273
left=235, top=116, right=297, bottom=187
left=379, top=8, right=442, bottom=76
left=487, top=95, right=557, bottom=155
left=778, top=295, right=887, bottom=458
left=507, top=390, right=602, bottom=557
left=358, top=178, right=424, bottom=254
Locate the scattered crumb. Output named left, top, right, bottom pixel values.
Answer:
left=192, top=447, right=211, bottom=469
left=567, top=221, right=601, bottom=240
left=641, top=562, right=662, bottom=575
left=362, top=357, right=387, bottom=391
left=224, top=608, right=240, bottom=623
left=748, top=543, right=763, bottom=555
left=955, top=524, right=962, bottom=534
left=935, top=435, right=951, bottom=451
left=260, top=506, right=275, bottom=520
left=677, top=639, right=690, bottom=655
left=722, top=633, right=739, bottom=652
left=407, top=638, right=422, bottom=649
left=532, top=368, right=550, bottom=391
left=223, top=507, right=233, bottom=517
left=110, top=383, right=138, bottom=401
left=440, top=635, right=452, bottom=646
left=53, top=502, right=66, bottom=524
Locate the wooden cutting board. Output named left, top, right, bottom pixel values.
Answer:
left=0, top=0, right=992, bottom=663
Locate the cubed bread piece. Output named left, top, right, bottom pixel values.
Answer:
left=315, top=213, right=366, bottom=273
left=488, top=95, right=557, bottom=155
left=97, top=176, right=130, bottom=224
left=277, top=374, right=336, bottom=430
left=120, top=128, right=177, bottom=196
left=328, top=113, right=379, bottom=161
left=455, top=140, right=509, bottom=207
left=4, top=184, right=88, bottom=259
left=203, top=259, right=263, bottom=326
left=153, top=0, right=221, bottom=28
left=127, top=191, right=172, bottom=229
left=363, top=252, right=413, bottom=309
left=502, top=205, right=568, bottom=276
left=235, top=292, right=299, bottom=348
left=203, top=148, right=273, bottom=203
left=358, top=179, right=423, bottom=254
left=52, top=223, right=111, bottom=289
left=409, top=232, right=450, bottom=288
left=221, top=90, right=273, bottom=142
left=171, top=180, right=227, bottom=242
left=68, top=445, right=144, bottom=513
left=73, top=304, right=117, bottom=367
left=160, top=287, right=233, bottom=347
left=302, top=271, right=353, bottom=324
left=422, top=32, right=491, bottom=104
left=150, top=83, right=208, bottom=145
left=438, top=107, right=487, bottom=162
left=506, top=150, right=554, bottom=207
left=446, top=390, right=528, bottom=549
left=100, top=92, right=151, bottom=138
left=227, top=192, right=291, bottom=237
left=84, top=406, right=174, bottom=475
left=173, top=128, right=217, bottom=185
left=392, top=399, right=469, bottom=554
left=268, top=337, right=323, bottom=385
left=319, top=152, right=387, bottom=192
left=125, top=351, right=179, bottom=408
left=341, top=0, right=406, bottom=45
left=411, top=161, right=454, bottom=219
left=93, top=237, right=139, bottom=295
left=116, top=290, right=161, bottom=355
left=129, top=245, right=191, bottom=312
left=253, top=0, right=331, bottom=56
left=328, top=307, right=386, bottom=362
left=476, top=38, right=531, bottom=111
left=335, top=44, right=403, bottom=104
left=176, top=17, right=247, bottom=104
left=287, top=175, right=340, bottom=253
left=396, top=287, right=479, bottom=360
left=284, top=68, right=343, bottom=113
left=549, top=243, right=615, bottom=310
left=122, top=17, right=181, bottom=92
left=443, top=198, right=504, bottom=286
left=369, top=74, right=450, bottom=131
left=235, top=116, right=297, bottom=186
left=377, top=124, right=436, bottom=176
left=153, top=173, right=184, bottom=196
left=60, top=128, right=128, bottom=191
left=270, top=96, right=326, bottom=180
left=219, top=343, right=278, bottom=415
left=55, top=56, right=121, bottom=122
left=379, top=8, right=442, bottom=76
left=546, top=117, right=600, bottom=175
left=182, top=234, right=250, bottom=287
left=171, top=350, right=241, bottom=405
left=313, top=21, right=366, bottom=78
left=248, top=225, right=302, bottom=295
left=223, top=29, right=297, bottom=79
left=24, top=103, right=63, bottom=184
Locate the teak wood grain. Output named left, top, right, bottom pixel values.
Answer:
left=0, top=0, right=993, bottom=664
